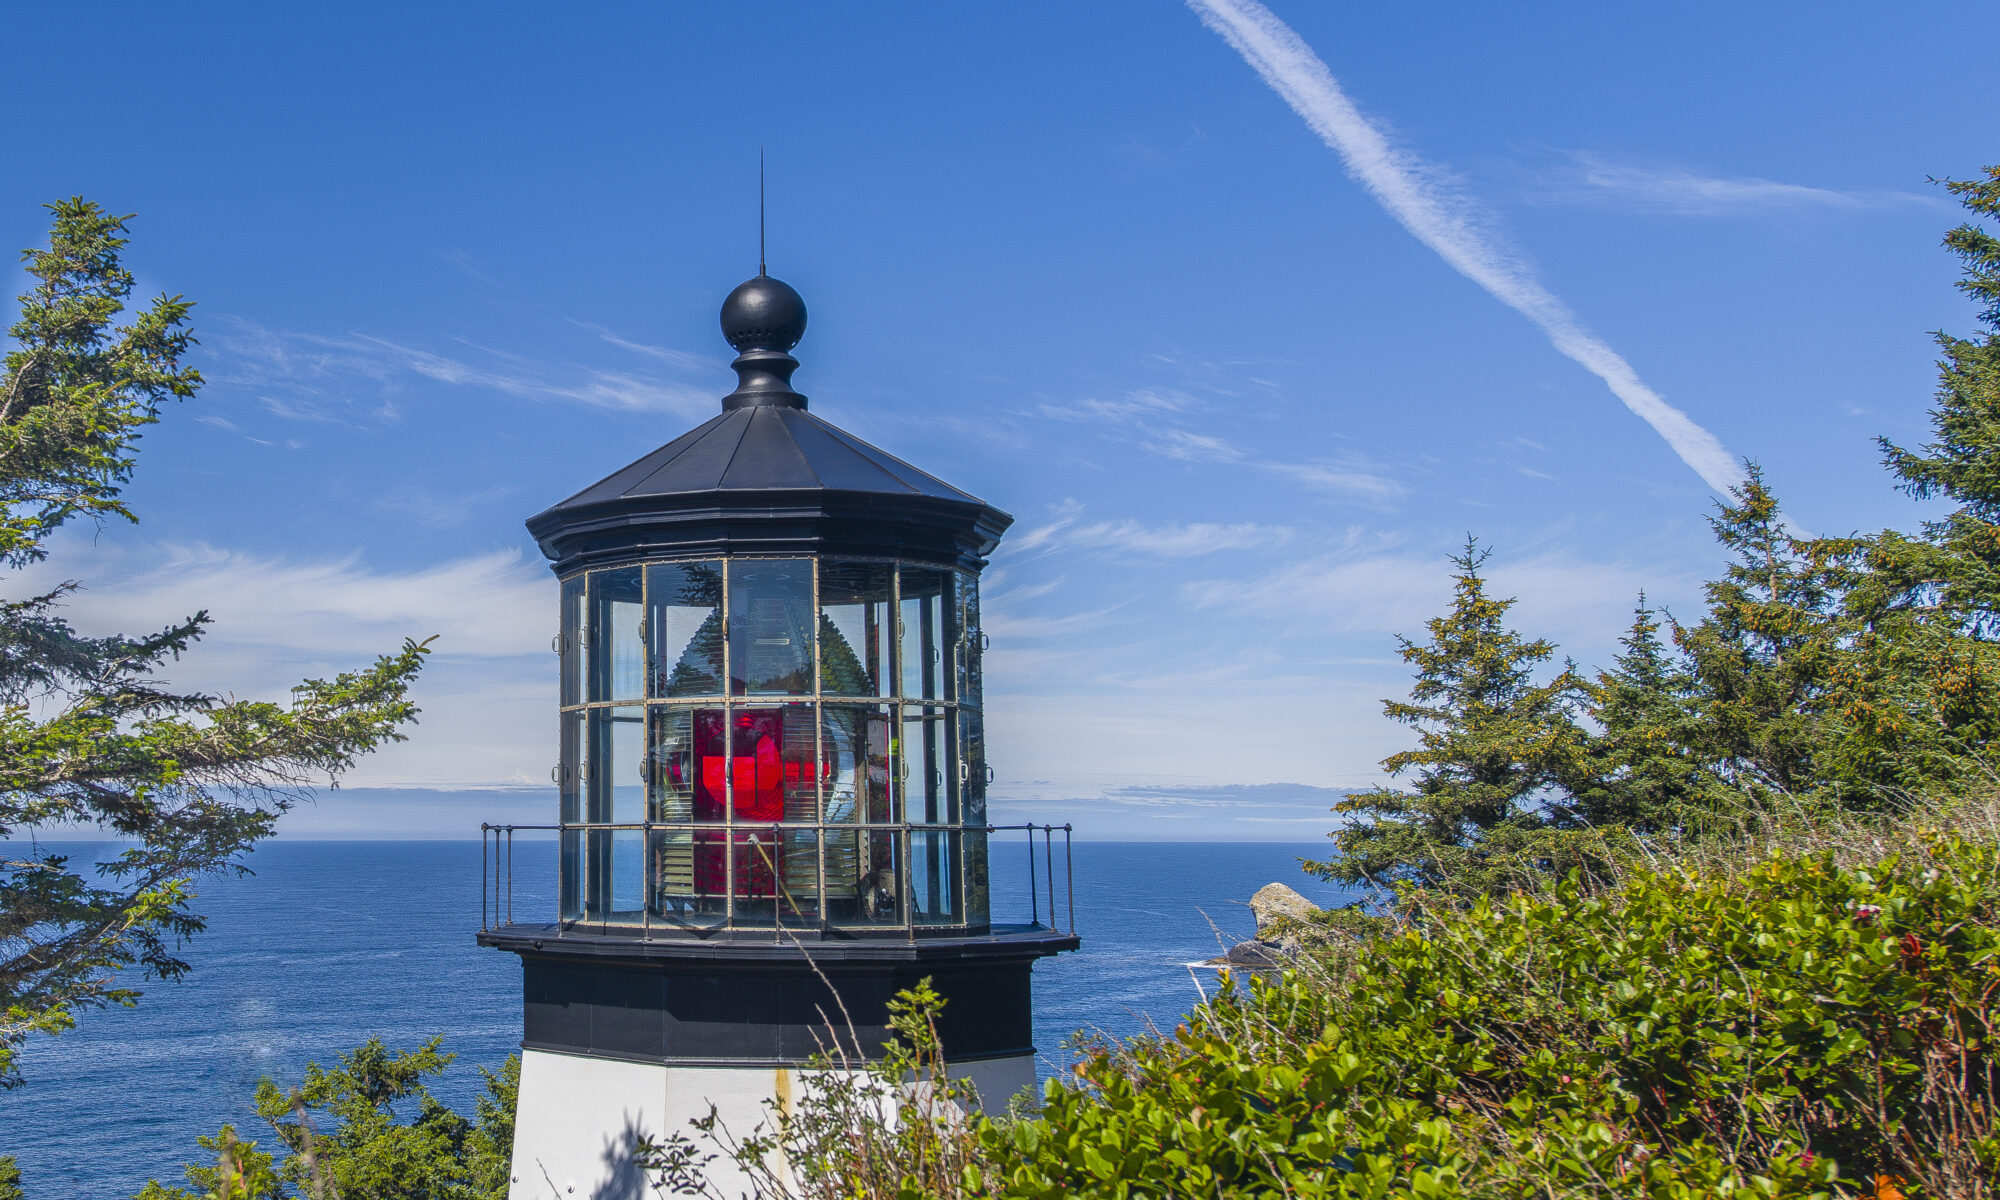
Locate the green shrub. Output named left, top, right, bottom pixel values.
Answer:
left=982, top=831, right=1997, bottom=1198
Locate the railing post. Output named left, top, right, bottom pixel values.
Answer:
left=1064, top=824, right=1074, bottom=936
left=1043, top=825, right=1055, bottom=933
left=506, top=827, right=514, bottom=927
left=1027, top=826, right=1038, bottom=927
left=480, top=824, right=490, bottom=931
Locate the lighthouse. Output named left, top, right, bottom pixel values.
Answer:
left=479, top=269, right=1077, bottom=1197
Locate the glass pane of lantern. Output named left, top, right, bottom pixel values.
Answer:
left=822, top=704, right=895, bottom=826
left=689, top=708, right=730, bottom=905
left=558, top=711, right=582, bottom=826
left=900, top=706, right=954, bottom=825
left=559, top=828, right=581, bottom=922
left=898, top=567, right=954, bottom=700
left=585, top=828, right=610, bottom=921
left=647, top=561, right=723, bottom=697
left=957, top=572, right=982, bottom=709
left=587, top=566, right=644, bottom=702
left=648, top=827, right=710, bottom=928
left=587, top=706, right=646, bottom=825
left=818, top=560, right=892, bottom=696
left=584, top=706, right=645, bottom=924
left=777, top=827, right=822, bottom=926
left=648, top=707, right=695, bottom=823
left=728, top=560, right=813, bottom=696
left=610, top=829, right=644, bottom=917
left=646, top=708, right=705, bottom=921
left=829, top=827, right=904, bottom=928
left=959, top=709, right=989, bottom=928
left=683, top=708, right=806, bottom=926
left=910, top=830, right=961, bottom=926
left=778, top=704, right=822, bottom=824
left=963, top=828, right=989, bottom=928
left=559, top=574, right=585, bottom=707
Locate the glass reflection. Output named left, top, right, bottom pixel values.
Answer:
left=560, top=575, right=585, bottom=707
left=956, top=572, right=981, bottom=708
left=560, top=828, right=581, bottom=921
left=588, top=567, right=644, bottom=702
left=899, top=567, right=954, bottom=700
left=829, top=828, right=903, bottom=927
left=729, top=560, right=814, bottom=695
left=585, top=706, right=646, bottom=922
left=960, top=709, right=989, bottom=928
left=823, top=704, right=894, bottom=826
left=647, top=708, right=699, bottom=920
left=819, top=561, right=893, bottom=696
left=559, top=711, right=582, bottom=825
left=901, top=707, right=953, bottom=825
left=910, top=830, right=960, bottom=925
left=779, top=827, right=822, bottom=925
left=647, top=561, right=723, bottom=697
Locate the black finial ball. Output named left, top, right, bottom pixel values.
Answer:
left=720, top=275, right=807, bottom=353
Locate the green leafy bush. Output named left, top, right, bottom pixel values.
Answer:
left=979, top=829, right=1996, bottom=1198
left=707, top=818, right=1993, bottom=1197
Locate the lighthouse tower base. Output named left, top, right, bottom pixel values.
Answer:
left=476, top=929, right=1076, bottom=1200
left=506, top=1048, right=1037, bottom=1198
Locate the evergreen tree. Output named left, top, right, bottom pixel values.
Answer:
left=1306, top=540, right=1587, bottom=897
left=136, top=1040, right=518, bottom=1200
left=1809, top=168, right=2000, bottom=791
left=0, top=201, right=430, bottom=1087
left=1874, top=165, right=2000, bottom=628
left=1670, top=465, right=1857, bottom=807
left=1564, top=597, right=1703, bottom=834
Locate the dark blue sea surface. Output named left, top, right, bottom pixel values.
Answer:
left=2, top=839, right=1350, bottom=1198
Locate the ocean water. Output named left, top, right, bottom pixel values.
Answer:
left=1, top=839, right=1350, bottom=1198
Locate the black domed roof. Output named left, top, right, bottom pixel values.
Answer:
left=527, top=274, right=1010, bottom=575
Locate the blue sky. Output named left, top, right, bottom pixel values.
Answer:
left=2, top=3, right=1993, bottom=840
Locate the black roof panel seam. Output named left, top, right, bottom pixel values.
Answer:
left=625, top=411, right=752, bottom=497
left=806, top=413, right=976, bottom=501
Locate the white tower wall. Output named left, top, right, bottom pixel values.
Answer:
left=506, top=1048, right=1037, bottom=1200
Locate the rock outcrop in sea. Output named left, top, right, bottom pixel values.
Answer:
left=1207, top=882, right=1322, bottom=971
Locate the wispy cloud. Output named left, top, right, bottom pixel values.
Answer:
left=1185, top=0, right=1743, bottom=496
left=1153, top=427, right=1407, bottom=503
left=213, top=319, right=718, bottom=422
left=981, top=603, right=1129, bottom=642
left=31, top=540, right=548, bottom=661
left=1181, top=542, right=1689, bottom=649
left=348, top=334, right=716, bottom=416
left=1540, top=153, right=1930, bottom=217
left=1038, top=388, right=1198, bottom=425
left=1258, top=458, right=1405, bottom=502
left=572, top=321, right=719, bottom=374
left=1039, top=387, right=1406, bottom=504
left=372, top=478, right=522, bottom=531
left=1020, top=515, right=1292, bottom=558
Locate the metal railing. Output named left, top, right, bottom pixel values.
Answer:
left=479, top=820, right=1074, bottom=940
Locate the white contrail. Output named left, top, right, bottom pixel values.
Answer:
left=1186, top=0, right=1743, bottom=496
